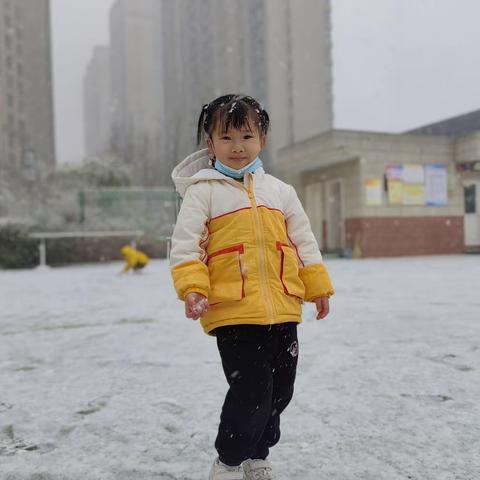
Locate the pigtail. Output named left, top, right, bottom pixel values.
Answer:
left=197, top=104, right=209, bottom=146
left=240, top=95, right=270, bottom=136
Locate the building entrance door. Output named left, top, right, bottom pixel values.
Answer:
left=326, top=179, right=344, bottom=252
left=464, top=181, right=480, bottom=248
left=305, top=182, right=324, bottom=249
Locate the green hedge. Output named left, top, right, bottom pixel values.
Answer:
left=0, top=225, right=38, bottom=269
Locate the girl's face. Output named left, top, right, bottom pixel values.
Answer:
left=207, top=122, right=266, bottom=170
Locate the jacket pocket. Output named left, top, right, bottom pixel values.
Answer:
left=207, top=244, right=245, bottom=304
left=276, top=242, right=305, bottom=299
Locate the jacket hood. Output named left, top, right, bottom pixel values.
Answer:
left=172, top=149, right=235, bottom=198
left=171, top=149, right=221, bottom=197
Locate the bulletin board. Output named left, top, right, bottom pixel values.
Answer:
left=383, top=164, right=447, bottom=206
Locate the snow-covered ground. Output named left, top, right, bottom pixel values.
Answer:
left=0, top=255, right=479, bottom=480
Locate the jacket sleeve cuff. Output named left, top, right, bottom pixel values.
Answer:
left=299, top=263, right=334, bottom=301
left=171, top=260, right=210, bottom=300
left=183, top=287, right=209, bottom=299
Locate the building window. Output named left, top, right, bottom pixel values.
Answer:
left=464, top=184, right=476, bottom=214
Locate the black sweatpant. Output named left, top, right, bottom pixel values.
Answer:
left=214, top=322, right=299, bottom=466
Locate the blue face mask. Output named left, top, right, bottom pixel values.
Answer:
left=213, top=157, right=263, bottom=179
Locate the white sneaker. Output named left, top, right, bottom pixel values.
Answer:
left=209, top=457, right=244, bottom=480
left=243, top=458, right=273, bottom=480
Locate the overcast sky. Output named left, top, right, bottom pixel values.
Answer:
left=51, top=0, right=480, bottom=164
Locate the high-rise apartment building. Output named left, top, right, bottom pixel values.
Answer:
left=83, top=46, right=111, bottom=159
left=0, top=0, right=55, bottom=186
left=109, top=0, right=165, bottom=186
left=264, top=0, right=333, bottom=152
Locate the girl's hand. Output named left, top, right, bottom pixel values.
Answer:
left=185, top=292, right=209, bottom=320
left=314, top=296, right=330, bottom=320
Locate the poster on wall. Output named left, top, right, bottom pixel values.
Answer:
left=365, top=179, right=382, bottom=206
left=403, top=184, right=425, bottom=205
left=425, top=164, right=448, bottom=206
left=385, top=165, right=403, bottom=181
left=402, top=164, right=425, bottom=205
left=402, top=164, right=425, bottom=184
left=387, top=180, right=403, bottom=204
left=385, top=165, right=404, bottom=204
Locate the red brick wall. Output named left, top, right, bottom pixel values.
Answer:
left=345, top=216, right=464, bottom=257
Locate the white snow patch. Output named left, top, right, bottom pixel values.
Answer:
left=0, top=255, right=479, bottom=479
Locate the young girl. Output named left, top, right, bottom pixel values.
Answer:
left=170, top=94, right=334, bottom=480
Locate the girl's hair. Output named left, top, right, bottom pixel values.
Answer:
left=196, top=94, right=270, bottom=146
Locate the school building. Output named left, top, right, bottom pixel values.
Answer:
left=276, top=109, right=480, bottom=257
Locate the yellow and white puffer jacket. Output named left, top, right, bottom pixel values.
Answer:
left=170, top=149, right=334, bottom=335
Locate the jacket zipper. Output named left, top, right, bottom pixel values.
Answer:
left=246, top=175, right=275, bottom=323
